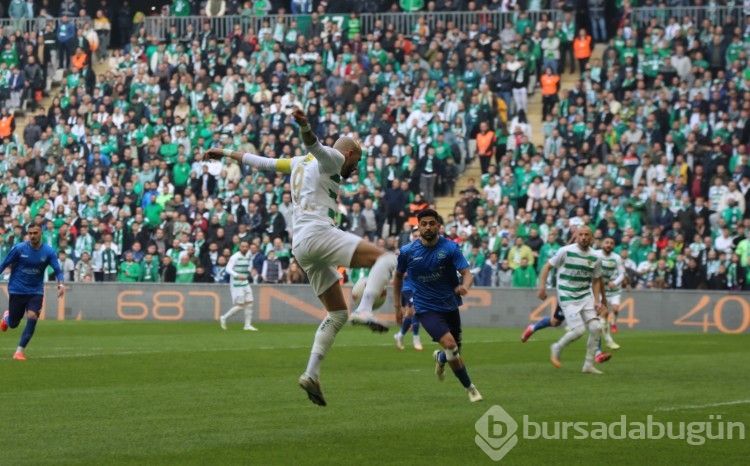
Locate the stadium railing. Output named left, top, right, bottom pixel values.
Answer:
left=0, top=6, right=744, bottom=42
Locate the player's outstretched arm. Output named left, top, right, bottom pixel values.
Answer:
left=205, top=148, right=291, bottom=174
left=290, top=107, right=344, bottom=172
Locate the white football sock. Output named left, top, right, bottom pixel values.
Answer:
left=222, top=305, right=243, bottom=320
left=244, top=305, right=253, bottom=327
left=585, top=319, right=603, bottom=366
left=556, top=324, right=585, bottom=349
left=305, top=310, right=348, bottom=379
left=354, top=252, right=396, bottom=314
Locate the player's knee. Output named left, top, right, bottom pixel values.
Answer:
left=444, top=346, right=460, bottom=361
left=551, top=317, right=561, bottom=327
left=377, top=251, right=397, bottom=268
left=587, top=318, right=603, bottom=335
left=27, top=311, right=39, bottom=320
left=327, top=310, right=348, bottom=330
left=569, top=324, right=586, bottom=339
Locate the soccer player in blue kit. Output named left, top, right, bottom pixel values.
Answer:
left=0, top=223, right=64, bottom=360
left=393, top=209, right=483, bottom=402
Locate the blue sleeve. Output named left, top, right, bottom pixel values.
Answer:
left=452, top=243, right=470, bottom=271
left=48, top=247, right=64, bottom=282
left=396, top=246, right=408, bottom=274
left=0, top=244, right=19, bottom=274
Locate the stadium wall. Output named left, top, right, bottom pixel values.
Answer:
left=3, top=284, right=749, bottom=334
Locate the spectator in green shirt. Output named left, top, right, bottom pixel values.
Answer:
left=175, top=255, right=196, bottom=283
left=140, top=253, right=160, bottom=282
left=118, top=252, right=142, bottom=282
left=512, top=258, right=537, bottom=288
left=172, top=154, right=191, bottom=194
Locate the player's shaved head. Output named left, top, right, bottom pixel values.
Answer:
left=334, top=136, right=363, bottom=179
left=333, top=136, right=362, bottom=157
left=576, top=225, right=593, bottom=249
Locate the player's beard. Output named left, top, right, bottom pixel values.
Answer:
left=421, top=229, right=437, bottom=243
left=342, top=165, right=356, bottom=179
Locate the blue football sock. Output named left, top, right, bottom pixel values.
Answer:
left=412, top=320, right=420, bottom=336
left=400, top=317, right=412, bottom=335
left=437, top=351, right=448, bottom=365
left=453, top=366, right=472, bottom=388
left=532, top=317, right=552, bottom=332
left=19, top=318, right=37, bottom=349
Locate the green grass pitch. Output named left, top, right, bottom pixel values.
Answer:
left=0, top=321, right=747, bottom=465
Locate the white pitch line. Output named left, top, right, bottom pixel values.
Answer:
left=656, top=400, right=750, bottom=412
left=17, top=338, right=514, bottom=360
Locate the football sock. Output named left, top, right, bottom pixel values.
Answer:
left=452, top=366, right=472, bottom=388
left=305, top=310, right=348, bottom=379
left=532, top=317, right=552, bottom=332
left=557, top=325, right=585, bottom=348
left=400, top=317, right=412, bottom=336
left=412, top=320, right=420, bottom=336
left=585, top=319, right=603, bottom=367
left=222, top=305, right=243, bottom=320
left=355, top=253, right=396, bottom=313
left=244, top=305, right=253, bottom=327
left=19, top=318, right=37, bottom=349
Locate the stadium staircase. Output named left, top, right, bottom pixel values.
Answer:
left=435, top=45, right=604, bottom=215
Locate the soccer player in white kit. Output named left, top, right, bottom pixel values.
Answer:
left=598, top=237, right=624, bottom=350
left=206, top=107, right=397, bottom=406
left=537, top=226, right=607, bottom=374
left=219, top=239, right=257, bottom=331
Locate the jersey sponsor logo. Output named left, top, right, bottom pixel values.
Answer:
left=412, top=256, right=423, bottom=261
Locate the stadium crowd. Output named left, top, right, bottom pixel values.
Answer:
left=0, top=1, right=749, bottom=293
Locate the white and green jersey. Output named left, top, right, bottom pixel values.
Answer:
left=226, top=250, right=252, bottom=288
left=598, top=250, right=625, bottom=296
left=548, top=244, right=603, bottom=311
left=288, top=141, right=344, bottom=238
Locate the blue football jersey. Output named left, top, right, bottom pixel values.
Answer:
left=0, top=242, right=63, bottom=295
left=396, top=237, right=469, bottom=313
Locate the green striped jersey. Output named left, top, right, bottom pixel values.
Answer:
left=548, top=244, right=603, bottom=305
left=227, top=251, right=252, bottom=287
left=597, top=250, right=625, bottom=295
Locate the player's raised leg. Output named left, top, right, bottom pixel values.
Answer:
left=348, top=241, right=396, bottom=331
left=522, top=304, right=564, bottom=342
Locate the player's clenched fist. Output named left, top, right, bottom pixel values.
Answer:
left=205, top=148, right=227, bottom=161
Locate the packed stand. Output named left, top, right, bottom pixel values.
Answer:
left=1, top=1, right=749, bottom=294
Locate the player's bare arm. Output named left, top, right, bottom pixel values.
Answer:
left=291, top=107, right=318, bottom=146
left=393, top=270, right=404, bottom=316
left=537, top=263, right=552, bottom=300
left=455, top=268, right=472, bottom=296
left=205, top=148, right=292, bottom=174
